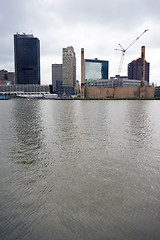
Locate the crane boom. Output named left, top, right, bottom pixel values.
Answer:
left=125, top=29, right=148, bottom=51
left=115, top=29, right=148, bottom=78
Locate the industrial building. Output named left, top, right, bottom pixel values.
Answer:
left=128, top=58, right=150, bottom=84
left=85, top=85, right=154, bottom=99
left=14, top=33, right=40, bottom=85
left=85, top=78, right=148, bottom=87
left=81, top=47, right=154, bottom=99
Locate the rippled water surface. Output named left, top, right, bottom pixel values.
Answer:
left=0, top=99, right=160, bottom=240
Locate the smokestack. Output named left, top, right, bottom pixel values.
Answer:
left=81, top=48, right=85, bottom=98
left=141, top=46, right=145, bottom=87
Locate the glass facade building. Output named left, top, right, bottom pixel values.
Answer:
left=128, top=58, right=150, bottom=84
left=85, top=58, right=109, bottom=81
left=14, top=34, right=40, bottom=84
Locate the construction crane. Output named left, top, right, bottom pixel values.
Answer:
left=115, top=29, right=148, bottom=78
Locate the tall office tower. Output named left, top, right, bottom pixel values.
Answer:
left=14, top=33, right=40, bottom=84
left=52, top=64, right=63, bottom=94
left=62, top=46, right=76, bottom=95
left=85, top=58, right=109, bottom=81
left=128, top=58, right=150, bottom=84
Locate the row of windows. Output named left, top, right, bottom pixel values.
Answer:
left=85, top=80, right=148, bottom=87
left=63, top=53, right=72, bottom=56
left=0, top=85, right=49, bottom=92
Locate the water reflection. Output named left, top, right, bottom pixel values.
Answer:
left=10, top=100, right=44, bottom=164
left=126, top=101, right=153, bottom=147
left=0, top=100, right=160, bottom=240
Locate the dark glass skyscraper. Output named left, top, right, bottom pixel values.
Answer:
left=14, top=33, right=40, bottom=84
left=128, top=58, right=150, bottom=84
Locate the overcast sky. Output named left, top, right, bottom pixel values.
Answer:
left=0, top=0, right=160, bottom=85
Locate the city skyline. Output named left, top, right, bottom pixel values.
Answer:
left=0, top=0, right=160, bottom=85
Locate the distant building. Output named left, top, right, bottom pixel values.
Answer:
left=14, top=33, right=40, bottom=84
left=51, top=46, right=76, bottom=96
left=8, top=72, right=15, bottom=84
left=85, top=58, right=109, bottom=81
left=0, top=69, right=8, bottom=82
left=155, top=86, right=160, bottom=99
left=85, top=78, right=148, bottom=87
left=0, top=84, right=49, bottom=95
left=52, top=64, right=63, bottom=95
left=128, top=58, right=150, bottom=84
left=0, top=69, right=15, bottom=85
left=76, top=80, right=80, bottom=94
left=62, top=46, right=76, bottom=95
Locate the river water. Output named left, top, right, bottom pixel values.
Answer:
left=0, top=99, right=160, bottom=240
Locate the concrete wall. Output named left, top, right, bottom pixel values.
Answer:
left=85, top=85, right=154, bottom=99
left=143, top=85, right=155, bottom=98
